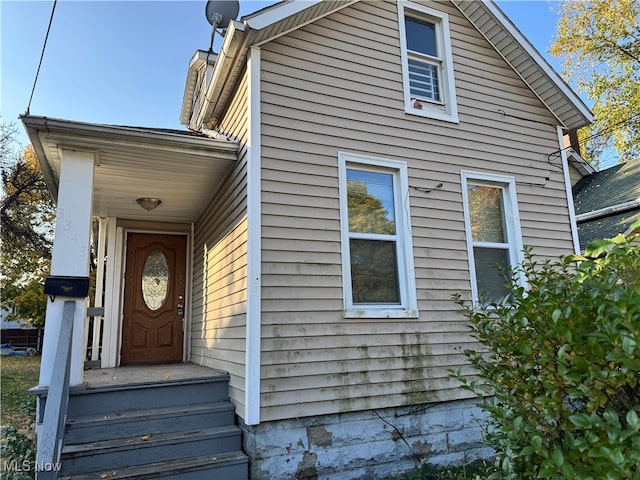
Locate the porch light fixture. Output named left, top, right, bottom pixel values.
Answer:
left=136, top=197, right=162, bottom=211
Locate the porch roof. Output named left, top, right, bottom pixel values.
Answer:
left=21, top=115, right=239, bottom=224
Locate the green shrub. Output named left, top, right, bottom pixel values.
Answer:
left=1, top=426, right=35, bottom=479
left=454, top=233, right=640, bottom=479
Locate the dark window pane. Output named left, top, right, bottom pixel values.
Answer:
left=350, top=239, right=400, bottom=304
left=406, top=16, right=436, bottom=56
left=473, top=247, right=511, bottom=303
left=347, top=169, right=395, bottom=235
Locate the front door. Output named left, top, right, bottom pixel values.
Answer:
left=121, top=233, right=186, bottom=365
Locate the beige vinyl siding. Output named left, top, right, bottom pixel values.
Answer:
left=256, top=0, right=576, bottom=422
left=191, top=73, right=249, bottom=417
left=568, top=163, right=587, bottom=185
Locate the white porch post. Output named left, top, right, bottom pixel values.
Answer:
left=90, top=217, right=107, bottom=361
left=39, top=149, right=95, bottom=388
left=101, top=217, right=120, bottom=368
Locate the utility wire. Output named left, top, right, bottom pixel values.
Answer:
left=547, top=113, right=640, bottom=162
left=497, top=109, right=557, bottom=128
left=26, top=0, right=58, bottom=115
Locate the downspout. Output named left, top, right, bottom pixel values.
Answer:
left=557, top=126, right=581, bottom=254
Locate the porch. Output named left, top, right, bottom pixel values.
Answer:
left=21, top=115, right=240, bottom=384
left=82, top=362, right=223, bottom=388
left=20, top=115, right=245, bottom=479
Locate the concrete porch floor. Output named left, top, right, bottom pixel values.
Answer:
left=83, top=363, right=227, bottom=388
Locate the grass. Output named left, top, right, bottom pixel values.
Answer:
left=1, top=356, right=40, bottom=479
left=1, top=356, right=40, bottom=432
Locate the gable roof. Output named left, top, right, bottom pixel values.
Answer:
left=573, top=160, right=640, bottom=250
left=181, top=0, right=593, bottom=130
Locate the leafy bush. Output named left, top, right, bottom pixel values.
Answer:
left=454, top=233, right=640, bottom=479
left=1, top=426, right=35, bottom=479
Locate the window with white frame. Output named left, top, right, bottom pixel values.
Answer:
left=398, top=1, right=458, bottom=123
left=461, top=171, right=524, bottom=304
left=339, top=152, right=418, bottom=318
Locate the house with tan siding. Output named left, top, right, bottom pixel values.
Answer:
left=22, top=1, right=593, bottom=479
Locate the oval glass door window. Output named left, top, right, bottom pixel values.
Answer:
left=141, top=251, right=169, bottom=311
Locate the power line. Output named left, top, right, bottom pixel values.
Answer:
left=26, top=0, right=58, bottom=116
left=547, top=113, right=640, bottom=162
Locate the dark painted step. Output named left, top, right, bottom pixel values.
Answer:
left=66, top=376, right=230, bottom=418
left=60, top=425, right=241, bottom=475
left=65, top=402, right=235, bottom=444
left=60, top=451, right=248, bottom=480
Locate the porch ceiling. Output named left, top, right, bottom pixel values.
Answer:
left=21, top=116, right=239, bottom=223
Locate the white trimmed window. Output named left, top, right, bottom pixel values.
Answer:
left=461, top=171, right=524, bottom=305
left=339, top=152, right=418, bottom=318
left=398, top=1, right=459, bottom=123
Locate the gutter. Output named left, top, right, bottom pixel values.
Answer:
left=196, top=20, right=248, bottom=128
left=20, top=115, right=239, bottom=154
left=20, top=115, right=64, bottom=199
left=180, top=50, right=218, bottom=126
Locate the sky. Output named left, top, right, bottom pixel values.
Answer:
left=1, top=1, right=571, bottom=148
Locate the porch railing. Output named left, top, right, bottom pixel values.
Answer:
left=85, top=307, right=104, bottom=362
left=36, top=300, right=75, bottom=480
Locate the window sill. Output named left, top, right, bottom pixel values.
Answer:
left=405, top=106, right=459, bottom=124
left=343, top=308, right=419, bottom=319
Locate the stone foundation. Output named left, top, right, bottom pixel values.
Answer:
left=240, top=399, right=493, bottom=479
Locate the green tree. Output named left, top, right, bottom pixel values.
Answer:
left=1, top=122, right=54, bottom=327
left=550, top=0, right=640, bottom=167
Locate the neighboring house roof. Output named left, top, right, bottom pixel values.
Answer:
left=573, top=160, right=640, bottom=250
left=181, top=0, right=593, bottom=131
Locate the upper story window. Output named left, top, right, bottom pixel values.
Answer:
left=339, top=152, right=418, bottom=318
left=398, top=1, right=459, bottom=123
left=461, top=171, right=524, bottom=305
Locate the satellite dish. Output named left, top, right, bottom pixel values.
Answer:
left=205, top=0, right=239, bottom=52
left=205, top=0, right=239, bottom=29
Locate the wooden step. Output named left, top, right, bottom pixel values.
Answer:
left=60, top=426, right=242, bottom=475
left=65, top=402, right=235, bottom=444
left=60, top=451, right=248, bottom=480
left=66, top=376, right=230, bottom=418
left=47, top=365, right=248, bottom=478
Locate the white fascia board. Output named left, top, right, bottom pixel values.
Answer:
left=21, top=120, right=59, bottom=198
left=21, top=116, right=238, bottom=155
left=567, top=149, right=596, bottom=176
left=244, top=0, right=325, bottom=30
left=483, top=0, right=593, bottom=126
left=180, top=50, right=217, bottom=125
left=557, top=126, right=582, bottom=254
left=197, top=20, right=246, bottom=128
